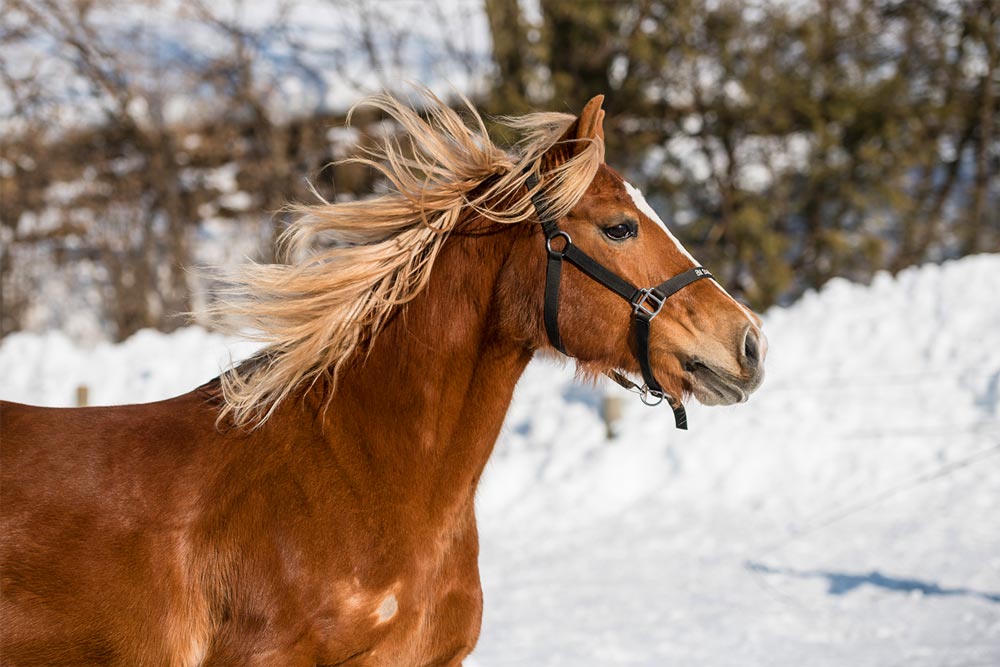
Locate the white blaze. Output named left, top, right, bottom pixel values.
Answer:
left=623, top=180, right=757, bottom=323
left=624, top=181, right=698, bottom=265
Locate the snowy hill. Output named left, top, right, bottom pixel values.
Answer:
left=2, top=255, right=999, bottom=666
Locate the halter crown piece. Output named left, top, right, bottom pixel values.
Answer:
left=525, top=172, right=714, bottom=430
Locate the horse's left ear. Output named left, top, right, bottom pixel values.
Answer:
left=540, top=95, right=606, bottom=173
left=574, top=95, right=606, bottom=144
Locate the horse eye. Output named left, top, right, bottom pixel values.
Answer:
left=602, top=222, right=635, bottom=241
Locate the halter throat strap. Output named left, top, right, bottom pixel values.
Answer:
left=526, top=173, right=714, bottom=430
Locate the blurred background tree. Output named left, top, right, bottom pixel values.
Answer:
left=1, top=0, right=996, bottom=342
left=485, top=0, right=998, bottom=305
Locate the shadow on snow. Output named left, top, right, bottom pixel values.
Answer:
left=746, top=561, right=1000, bottom=604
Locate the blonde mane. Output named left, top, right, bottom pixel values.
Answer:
left=211, top=91, right=604, bottom=427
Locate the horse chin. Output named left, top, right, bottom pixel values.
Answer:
left=686, top=361, right=751, bottom=406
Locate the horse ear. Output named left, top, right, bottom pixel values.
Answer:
left=574, top=95, right=606, bottom=144
left=540, top=95, right=606, bottom=173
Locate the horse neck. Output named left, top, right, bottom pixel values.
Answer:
left=319, top=219, right=534, bottom=516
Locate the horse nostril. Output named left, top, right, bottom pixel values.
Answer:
left=742, top=326, right=761, bottom=369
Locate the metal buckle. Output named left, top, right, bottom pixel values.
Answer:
left=545, top=231, right=572, bottom=258
left=632, top=287, right=666, bottom=322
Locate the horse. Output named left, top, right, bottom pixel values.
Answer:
left=0, top=93, right=766, bottom=666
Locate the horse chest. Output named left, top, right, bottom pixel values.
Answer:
left=309, top=515, right=484, bottom=666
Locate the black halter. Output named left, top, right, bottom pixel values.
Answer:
left=526, top=173, right=714, bottom=430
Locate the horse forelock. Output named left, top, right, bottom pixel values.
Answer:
left=208, top=90, right=605, bottom=428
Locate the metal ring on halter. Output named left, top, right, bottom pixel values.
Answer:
left=639, top=385, right=665, bottom=407
left=545, top=231, right=572, bottom=258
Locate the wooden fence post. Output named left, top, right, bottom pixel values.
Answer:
left=602, top=393, right=623, bottom=440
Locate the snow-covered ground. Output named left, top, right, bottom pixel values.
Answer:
left=2, top=255, right=999, bottom=666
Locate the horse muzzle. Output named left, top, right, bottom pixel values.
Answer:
left=685, top=324, right=766, bottom=406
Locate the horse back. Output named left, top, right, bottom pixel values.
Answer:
left=1, top=391, right=219, bottom=530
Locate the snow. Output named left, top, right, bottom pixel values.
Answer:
left=2, top=254, right=999, bottom=666
left=0, top=327, right=260, bottom=409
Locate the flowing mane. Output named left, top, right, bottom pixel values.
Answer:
left=210, top=92, right=605, bottom=427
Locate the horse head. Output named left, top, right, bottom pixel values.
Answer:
left=502, top=95, right=766, bottom=412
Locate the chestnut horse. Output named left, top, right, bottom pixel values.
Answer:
left=0, top=94, right=765, bottom=666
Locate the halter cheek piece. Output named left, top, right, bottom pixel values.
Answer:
left=526, top=173, right=714, bottom=430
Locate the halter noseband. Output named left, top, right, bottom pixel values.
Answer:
left=526, top=173, right=714, bottom=430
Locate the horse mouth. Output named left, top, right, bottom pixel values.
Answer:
left=684, top=360, right=756, bottom=406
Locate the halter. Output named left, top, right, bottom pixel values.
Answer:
left=526, top=173, right=714, bottom=430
